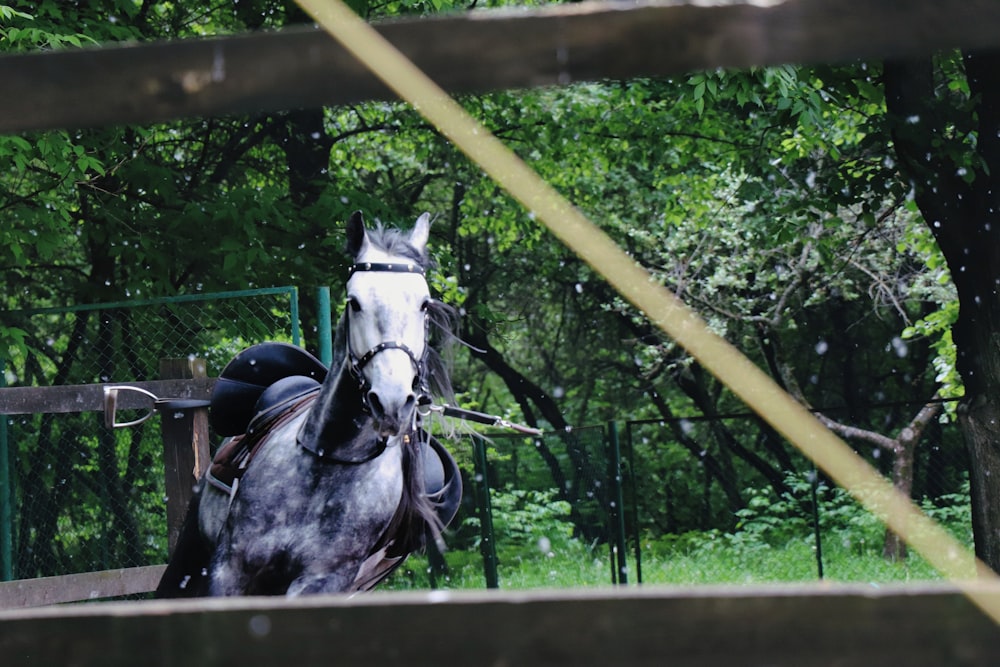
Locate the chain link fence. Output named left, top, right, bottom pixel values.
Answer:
left=1, top=288, right=300, bottom=580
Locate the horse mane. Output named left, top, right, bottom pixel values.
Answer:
left=362, top=221, right=431, bottom=267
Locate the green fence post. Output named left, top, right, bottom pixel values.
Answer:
left=0, top=364, right=11, bottom=581
left=316, top=286, right=333, bottom=365
left=607, top=421, right=628, bottom=584
left=810, top=466, right=825, bottom=579
left=290, top=287, right=301, bottom=347
left=624, top=421, right=643, bottom=584
left=472, top=435, right=499, bottom=589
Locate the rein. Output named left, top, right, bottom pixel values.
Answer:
left=421, top=403, right=543, bottom=436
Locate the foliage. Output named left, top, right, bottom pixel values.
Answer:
left=899, top=219, right=961, bottom=415
left=0, top=0, right=975, bottom=580
left=474, top=486, right=575, bottom=554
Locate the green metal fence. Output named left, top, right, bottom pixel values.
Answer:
left=460, top=409, right=968, bottom=590
left=0, top=287, right=301, bottom=581
left=465, top=425, right=628, bottom=588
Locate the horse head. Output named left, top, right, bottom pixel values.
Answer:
left=344, top=211, right=432, bottom=438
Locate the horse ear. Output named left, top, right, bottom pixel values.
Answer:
left=409, top=212, right=431, bottom=252
left=346, top=211, right=368, bottom=257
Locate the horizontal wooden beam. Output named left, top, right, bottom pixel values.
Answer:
left=3, top=0, right=1000, bottom=133
left=0, top=565, right=165, bottom=608
left=1, top=583, right=999, bottom=666
left=0, top=379, right=215, bottom=415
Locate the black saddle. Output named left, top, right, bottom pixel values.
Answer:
left=210, top=342, right=328, bottom=437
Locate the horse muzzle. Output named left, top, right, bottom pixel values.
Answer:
left=350, top=341, right=427, bottom=438
left=367, top=388, right=417, bottom=438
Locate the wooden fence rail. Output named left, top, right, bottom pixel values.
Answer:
left=3, top=1, right=1000, bottom=661
left=3, top=0, right=1000, bottom=134
left=0, top=566, right=166, bottom=608
left=2, top=583, right=1000, bottom=666
left=0, top=370, right=214, bottom=606
left=0, top=378, right=214, bottom=416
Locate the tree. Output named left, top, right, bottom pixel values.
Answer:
left=884, top=51, right=1000, bottom=572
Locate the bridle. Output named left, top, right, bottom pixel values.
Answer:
left=345, top=261, right=432, bottom=415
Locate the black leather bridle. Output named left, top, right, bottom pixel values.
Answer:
left=345, top=261, right=431, bottom=413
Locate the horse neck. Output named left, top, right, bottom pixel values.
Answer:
left=296, top=360, right=375, bottom=454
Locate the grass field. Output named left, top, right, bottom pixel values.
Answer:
left=384, top=534, right=955, bottom=592
left=382, top=481, right=973, bottom=592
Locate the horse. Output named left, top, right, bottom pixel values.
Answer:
left=156, top=211, right=462, bottom=597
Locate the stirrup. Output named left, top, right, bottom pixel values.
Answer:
left=103, top=385, right=210, bottom=429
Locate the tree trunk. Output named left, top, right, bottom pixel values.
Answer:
left=885, top=53, right=1000, bottom=572
left=959, top=397, right=1000, bottom=568
left=880, top=437, right=914, bottom=561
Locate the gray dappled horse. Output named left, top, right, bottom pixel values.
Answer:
left=157, top=212, right=461, bottom=596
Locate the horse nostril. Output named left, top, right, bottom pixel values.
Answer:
left=367, top=391, right=384, bottom=417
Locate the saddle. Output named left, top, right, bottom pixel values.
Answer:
left=206, top=342, right=326, bottom=492
left=209, top=342, right=328, bottom=437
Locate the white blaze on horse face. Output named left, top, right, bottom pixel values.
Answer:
left=347, top=261, right=430, bottom=435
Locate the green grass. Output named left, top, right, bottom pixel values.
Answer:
left=383, top=534, right=955, bottom=592
left=380, top=480, right=974, bottom=592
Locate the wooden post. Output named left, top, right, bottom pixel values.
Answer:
left=159, top=358, right=210, bottom=552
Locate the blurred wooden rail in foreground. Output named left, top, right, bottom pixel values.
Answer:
left=2, top=583, right=1000, bottom=666
left=3, top=2, right=1000, bottom=663
left=2, top=0, right=1000, bottom=134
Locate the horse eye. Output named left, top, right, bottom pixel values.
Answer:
left=347, top=297, right=361, bottom=313
left=420, top=299, right=432, bottom=313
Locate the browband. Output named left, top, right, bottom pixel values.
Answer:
left=348, top=262, right=425, bottom=278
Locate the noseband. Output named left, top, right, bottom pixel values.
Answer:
left=346, top=262, right=431, bottom=413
